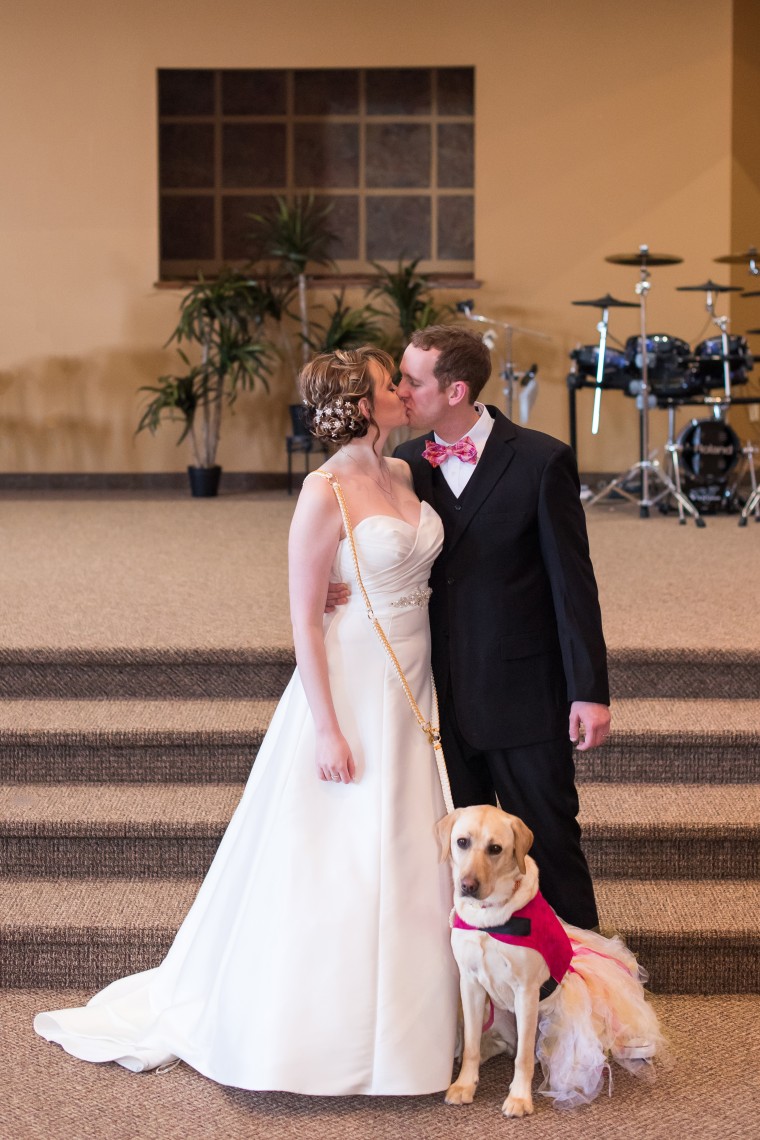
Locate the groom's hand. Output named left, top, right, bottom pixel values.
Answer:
left=325, top=581, right=350, bottom=612
left=570, top=702, right=611, bottom=751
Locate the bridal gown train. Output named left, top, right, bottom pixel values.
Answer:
left=35, top=499, right=460, bottom=1095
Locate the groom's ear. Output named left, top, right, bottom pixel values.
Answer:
left=447, top=380, right=470, bottom=408
left=435, top=810, right=462, bottom=863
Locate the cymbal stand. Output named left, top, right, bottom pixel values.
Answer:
left=588, top=258, right=704, bottom=525
left=591, top=304, right=610, bottom=435
left=456, top=302, right=551, bottom=420
left=738, top=444, right=760, bottom=524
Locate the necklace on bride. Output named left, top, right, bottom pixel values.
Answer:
left=341, top=448, right=397, bottom=500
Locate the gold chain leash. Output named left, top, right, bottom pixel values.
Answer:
left=312, top=471, right=454, bottom=813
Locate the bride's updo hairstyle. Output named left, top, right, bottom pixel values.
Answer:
left=299, top=346, right=396, bottom=447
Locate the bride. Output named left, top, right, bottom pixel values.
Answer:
left=34, top=346, right=460, bottom=1096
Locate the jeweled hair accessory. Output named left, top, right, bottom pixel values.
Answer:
left=309, top=396, right=365, bottom=440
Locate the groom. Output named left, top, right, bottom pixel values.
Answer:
left=393, top=326, right=609, bottom=931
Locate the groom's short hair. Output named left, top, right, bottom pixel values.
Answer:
left=409, top=325, right=491, bottom=403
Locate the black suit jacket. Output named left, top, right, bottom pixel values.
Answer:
left=395, top=408, right=609, bottom=750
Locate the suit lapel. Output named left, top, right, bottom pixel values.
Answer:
left=407, top=431, right=436, bottom=506
left=445, top=408, right=517, bottom=556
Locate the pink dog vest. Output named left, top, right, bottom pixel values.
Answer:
left=452, top=890, right=574, bottom=985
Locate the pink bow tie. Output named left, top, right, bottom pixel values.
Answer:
left=422, top=436, right=478, bottom=468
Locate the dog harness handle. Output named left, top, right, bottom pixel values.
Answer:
left=312, top=470, right=455, bottom=813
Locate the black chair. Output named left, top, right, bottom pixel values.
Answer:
left=286, top=404, right=328, bottom=494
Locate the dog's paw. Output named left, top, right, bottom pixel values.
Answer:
left=501, top=1094, right=534, bottom=1118
left=445, top=1081, right=477, bottom=1105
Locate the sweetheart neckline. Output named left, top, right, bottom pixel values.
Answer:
left=347, top=500, right=433, bottom=534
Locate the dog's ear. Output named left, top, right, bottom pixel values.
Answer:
left=435, top=810, right=462, bottom=863
left=511, top=817, right=534, bottom=875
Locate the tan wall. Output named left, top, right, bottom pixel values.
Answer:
left=0, top=0, right=736, bottom=473
left=729, top=0, right=760, bottom=448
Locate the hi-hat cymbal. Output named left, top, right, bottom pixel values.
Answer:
left=606, top=248, right=683, bottom=267
left=571, top=293, right=638, bottom=309
left=676, top=279, right=743, bottom=293
left=714, top=246, right=759, bottom=265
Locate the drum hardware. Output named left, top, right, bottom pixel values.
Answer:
left=676, top=281, right=744, bottom=411
left=738, top=441, right=760, bottom=525
left=588, top=245, right=702, bottom=523
left=571, top=295, right=637, bottom=434
left=456, top=301, right=550, bottom=422
left=738, top=328, right=760, bottom=525
left=714, top=246, right=760, bottom=275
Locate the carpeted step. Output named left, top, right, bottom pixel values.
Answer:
left=575, top=699, right=760, bottom=783
left=596, top=879, right=760, bottom=994
left=2, top=877, right=756, bottom=993
left=607, top=648, right=760, bottom=700
left=2, top=782, right=758, bottom=881
left=0, top=648, right=295, bottom=700
left=2, top=697, right=758, bottom=785
left=0, top=783, right=242, bottom=877
left=578, top=783, right=760, bottom=878
left=2, top=645, right=758, bottom=701
left=0, top=699, right=277, bottom=783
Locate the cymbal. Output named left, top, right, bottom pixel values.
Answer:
left=606, top=249, right=683, bottom=267
left=745, top=328, right=760, bottom=335
left=741, top=290, right=760, bottom=298
left=676, top=279, right=743, bottom=293
left=571, top=293, right=638, bottom=309
left=714, top=246, right=759, bottom=265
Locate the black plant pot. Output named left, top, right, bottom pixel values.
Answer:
left=187, top=465, right=222, bottom=498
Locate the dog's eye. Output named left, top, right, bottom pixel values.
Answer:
left=487, top=844, right=503, bottom=856
left=456, top=837, right=470, bottom=849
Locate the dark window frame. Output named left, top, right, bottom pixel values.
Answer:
left=158, top=67, right=474, bottom=281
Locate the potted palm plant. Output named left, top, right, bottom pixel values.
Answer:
left=247, top=195, right=337, bottom=377
left=247, top=196, right=382, bottom=446
left=138, top=269, right=273, bottom=497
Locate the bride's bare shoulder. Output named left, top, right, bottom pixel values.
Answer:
left=290, top=472, right=342, bottom=530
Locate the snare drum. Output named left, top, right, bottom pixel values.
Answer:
left=625, top=333, right=692, bottom=395
left=691, top=336, right=753, bottom=390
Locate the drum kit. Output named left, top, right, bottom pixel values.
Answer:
left=569, top=245, right=760, bottom=526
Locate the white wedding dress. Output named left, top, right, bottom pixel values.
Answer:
left=35, top=500, right=459, bottom=1096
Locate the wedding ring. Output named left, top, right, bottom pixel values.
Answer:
left=331, top=775, right=341, bottom=782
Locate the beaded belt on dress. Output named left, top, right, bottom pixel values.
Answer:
left=389, top=586, right=432, bottom=610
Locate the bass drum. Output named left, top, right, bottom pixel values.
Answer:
left=677, top=418, right=742, bottom=513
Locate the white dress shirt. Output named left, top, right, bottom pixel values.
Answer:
left=433, top=403, right=494, bottom=497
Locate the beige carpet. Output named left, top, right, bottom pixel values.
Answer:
left=1, top=491, right=758, bottom=653
left=5, top=990, right=760, bottom=1140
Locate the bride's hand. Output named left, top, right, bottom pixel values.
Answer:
left=316, top=729, right=356, bottom=784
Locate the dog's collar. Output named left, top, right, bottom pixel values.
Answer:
left=453, top=912, right=531, bottom=937
left=481, top=915, right=531, bottom=937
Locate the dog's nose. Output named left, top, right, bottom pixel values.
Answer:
left=460, top=877, right=480, bottom=897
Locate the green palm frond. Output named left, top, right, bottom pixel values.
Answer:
left=310, top=291, right=384, bottom=353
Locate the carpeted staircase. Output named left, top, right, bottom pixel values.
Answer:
left=0, top=498, right=758, bottom=998
left=1, top=653, right=758, bottom=995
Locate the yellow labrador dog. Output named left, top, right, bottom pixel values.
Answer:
left=438, top=804, right=665, bottom=1117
